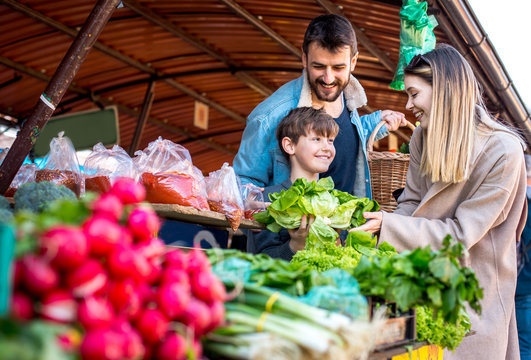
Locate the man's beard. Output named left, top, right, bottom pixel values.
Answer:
left=307, top=73, right=349, bottom=102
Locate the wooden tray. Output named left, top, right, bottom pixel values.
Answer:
left=151, top=203, right=266, bottom=230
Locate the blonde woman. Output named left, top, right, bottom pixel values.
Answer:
left=353, top=44, right=527, bottom=359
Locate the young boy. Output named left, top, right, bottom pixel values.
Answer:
left=252, top=106, right=339, bottom=260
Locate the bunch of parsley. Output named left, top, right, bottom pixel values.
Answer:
left=352, top=235, right=483, bottom=324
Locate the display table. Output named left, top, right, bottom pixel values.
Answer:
left=371, top=342, right=442, bottom=360
left=151, top=203, right=266, bottom=230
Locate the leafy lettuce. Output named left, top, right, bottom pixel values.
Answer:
left=254, top=177, right=379, bottom=249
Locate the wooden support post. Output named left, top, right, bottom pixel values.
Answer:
left=129, top=80, right=156, bottom=156
left=0, top=0, right=121, bottom=194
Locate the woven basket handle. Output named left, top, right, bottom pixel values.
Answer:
left=367, top=121, right=416, bottom=152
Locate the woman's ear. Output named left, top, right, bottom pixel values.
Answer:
left=282, top=137, right=295, bottom=155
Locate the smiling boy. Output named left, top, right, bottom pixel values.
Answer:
left=252, top=107, right=339, bottom=260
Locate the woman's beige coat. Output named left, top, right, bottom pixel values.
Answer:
left=380, top=120, right=527, bottom=360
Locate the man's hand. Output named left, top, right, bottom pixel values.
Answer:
left=381, top=110, right=407, bottom=131
left=349, top=211, right=383, bottom=234
left=288, top=214, right=314, bottom=252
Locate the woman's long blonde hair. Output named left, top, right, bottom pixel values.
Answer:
left=404, top=44, right=515, bottom=183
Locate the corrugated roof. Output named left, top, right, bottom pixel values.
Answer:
left=0, top=0, right=523, bottom=175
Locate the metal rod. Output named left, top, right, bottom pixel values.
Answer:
left=0, top=0, right=121, bottom=194
left=129, top=80, right=156, bottom=156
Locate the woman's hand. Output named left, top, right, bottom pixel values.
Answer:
left=349, top=211, right=383, bottom=234
left=288, top=214, right=314, bottom=252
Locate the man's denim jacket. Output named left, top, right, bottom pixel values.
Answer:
left=233, top=70, right=388, bottom=198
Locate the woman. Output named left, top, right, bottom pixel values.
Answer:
left=354, top=44, right=527, bottom=359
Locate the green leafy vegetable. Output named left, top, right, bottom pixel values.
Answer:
left=416, top=305, right=471, bottom=350
left=254, top=177, right=379, bottom=248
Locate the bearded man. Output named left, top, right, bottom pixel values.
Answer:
left=234, top=14, right=406, bottom=197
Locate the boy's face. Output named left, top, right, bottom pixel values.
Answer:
left=284, top=130, right=336, bottom=175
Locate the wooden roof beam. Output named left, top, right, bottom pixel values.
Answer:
left=218, top=0, right=302, bottom=58
left=122, top=0, right=274, bottom=97
left=0, top=55, right=236, bottom=156
left=314, top=0, right=397, bottom=73
left=1, top=0, right=246, bottom=124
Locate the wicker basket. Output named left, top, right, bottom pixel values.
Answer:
left=367, top=121, right=416, bottom=212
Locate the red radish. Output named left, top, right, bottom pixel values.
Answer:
left=164, top=249, right=188, bottom=271
left=12, top=259, right=23, bottom=289
left=40, top=225, right=88, bottom=270
left=21, top=254, right=59, bottom=295
left=136, top=308, right=169, bottom=344
left=137, top=282, right=156, bottom=306
left=144, top=258, right=162, bottom=284
left=10, top=292, right=34, bottom=320
left=135, top=237, right=165, bottom=259
left=157, top=332, right=187, bottom=360
left=112, top=320, right=145, bottom=360
left=80, top=329, right=125, bottom=360
left=40, top=290, right=77, bottom=323
left=178, top=298, right=211, bottom=336
left=108, top=279, right=142, bottom=320
left=186, top=248, right=211, bottom=275
left=78, top=297, right=115, bottom=330
left=191, top=271, right=226, bottom=304
left=91, top=192, right=123, bottom=221
left=83, top=215, right=124, bottom=256
left=127, top=206, right=160, bottom=241
left=66, top=259, right=108, bottom=298
left=206, top=300, right=226, bottom=332
left=107, top=245, right=136, bottom=280
left=160, top=267, right=190, bottom=290
left=132, top=250, right=152, bottom=282
left=157, top=283, right=190, bottom=320
left=111, top=178, right=146, bottom=204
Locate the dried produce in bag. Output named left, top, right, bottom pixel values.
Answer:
left=136, top=137, right=209, bottom=210
left=206, top=163, right=244, bottom=231
left=35, top=131, right=83, bottom=196
left=83, top=143, right=138, bottom=194
left=0, top=148, right=37, bottom=197
left=241, top=183, right=266, bottom=220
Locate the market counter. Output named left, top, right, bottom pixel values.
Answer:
left=152, top=203, right=266, bottom=230
left=371, top=343, right=442, bottom=360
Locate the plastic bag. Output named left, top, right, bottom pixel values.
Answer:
left=135, top=137, right=209, bottom=211
left=35, top=132, right=83, bottom=196
left=205, top=163, right=244, bottom=231
left=0, top=148, right=37, bottom=197
left=241, top=183, right=266, bottom=220
left=390, top=0, right=438, bottom=90
left=83, top=143, right=138, bottom=194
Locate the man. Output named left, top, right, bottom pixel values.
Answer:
left=233, top=14, right=406, bottom=198
left=517, top=154, right=531, bottom=360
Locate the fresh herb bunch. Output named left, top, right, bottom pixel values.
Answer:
left=206, top=249, right=333, bottom=296
left=352, top=235, right=483, bottom=323
left=399, top=141, right=410, bottom=154
left=415, top=305, right=471, bottom=351
left=253, top=177, right=379, bottom=248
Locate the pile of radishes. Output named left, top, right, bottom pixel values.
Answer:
left=9, top=178, right=226, bottom=360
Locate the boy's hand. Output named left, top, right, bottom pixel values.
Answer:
left=381, top=110, right=407, bottom=131
left=288, top=214, right=314, bottom=252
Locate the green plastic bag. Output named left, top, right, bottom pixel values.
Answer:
left=390, top=0, right=438, bottom=90
left=0, top=223, right=15, bottom=316
left=298, top=268, right=369, bottom=320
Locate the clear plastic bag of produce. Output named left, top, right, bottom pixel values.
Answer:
left=83, top=143, right=138, bottom=194
left=241, top=183, right=266, bottom=220
left=0, top=149, right=37, bottom=197
left=35, top=131, right=83, bottom=197
left=135, top=137, right=209, bottom=210
left=205, top=163, right=244, bottom=231
left=298, top=268, right=368, bottom=320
